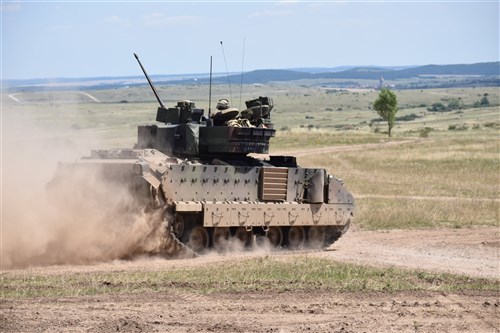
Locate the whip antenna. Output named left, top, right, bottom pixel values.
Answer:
left=134, top=53, right=164, bottom=108
left=220, top=41, right=233, bottom=105
left=239, top=37, right=246, bottom=110
left=208, top=56, right=213, bottom=119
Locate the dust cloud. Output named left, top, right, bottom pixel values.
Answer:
left=1, top=104, right=167, bottom=269
left=205, top=235, right=275, bottom=258
left=1, top=100, right=277, bottom=269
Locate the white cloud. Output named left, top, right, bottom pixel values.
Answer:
left=0, top=1, right=21, bottom=12
left=143, top=13, right=199, bottom=27
left=47, top=25, right=75, bottom=32
left=248, top=9, right=293, bottom=18
left=276, top=0, right=300, bottom=5
left=104, top=15, right=124, bottom=24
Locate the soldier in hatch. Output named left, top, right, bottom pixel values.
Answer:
left=212, top=99, right=240, bottom=126
left=216, top=99, right=230, bottom=111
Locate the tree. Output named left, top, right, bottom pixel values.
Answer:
left=480, top=96, right=490, bottom=106
left=427, top=102, right=446, bottom=112
left=373, top=88, right=399, bottom=137
left=448, top=98, right=463, bottom=110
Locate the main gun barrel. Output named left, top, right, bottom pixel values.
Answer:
left=134, top=53, right=165, bottom=108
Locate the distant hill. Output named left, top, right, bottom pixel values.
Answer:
left=3, top=61, right=499, bottom=92
left=316, top=62, right=500, bottom=80
left=219, top=62, right=499, bottom=84
left=289, top=66, right=358, bottom=73
left=287, top=65, right=417, bottom=74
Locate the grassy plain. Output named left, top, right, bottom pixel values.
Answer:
left=2, top=83, right=498, bottom=296
left=299, top=130, right=499, bottom=230
left=5, top=84, right=499, bottom=144
left=3, top=257, right=498, bottom=299
left=3, top=84, right=499, bottom=232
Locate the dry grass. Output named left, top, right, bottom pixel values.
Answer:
left=2, top=85, right=499, bottom=300
left=3, top=86, right=499, bottom=231
left=299, top=130, right=499, bottom=230
left=2, top=257, right=497, bottom=299
left=354, top=198, right=498, bottom=230
left=4, top=85, right=499, bottom=136
left=304, top=133, right=499, bottom=198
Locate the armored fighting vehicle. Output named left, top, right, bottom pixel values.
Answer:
left=49, top=54, right=354, bottom=257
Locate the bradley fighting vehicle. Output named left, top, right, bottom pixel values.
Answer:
left=49, top=54, right=354, bottom=257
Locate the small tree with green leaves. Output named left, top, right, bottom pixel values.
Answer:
left=373, top=88, right=399, bottom=137
left=480, top=96, right=490, bottom=106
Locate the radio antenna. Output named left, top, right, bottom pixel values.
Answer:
left=219, top=41, right=233, bottom=105
left=134, top=53, right=164, bottom=108
left=208, top=56, right=213, bottom=119
left=239, top=37, right=246, bottom=110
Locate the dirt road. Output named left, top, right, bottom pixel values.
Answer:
left=329, top=226, right=499, bottom=279
left=2, top=289, right=498, bottom=333
left=2, top=226, right=499, bottom=332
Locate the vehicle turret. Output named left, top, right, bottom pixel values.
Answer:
left=133, top=54, right=275, bottom=157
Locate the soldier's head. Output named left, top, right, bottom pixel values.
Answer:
left=216, top=99, right=229, bottom=110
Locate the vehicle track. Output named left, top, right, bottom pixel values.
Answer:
left=6, top=226, right=497, bottom=280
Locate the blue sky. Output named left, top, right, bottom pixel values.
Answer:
left=1, top=1, right=499, bottom=80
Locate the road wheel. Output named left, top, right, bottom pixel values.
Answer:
left=233, top=227, right=254, bottom=248
left=286, top=226, right=306, bottom=249
left=186, top=226, right=210, bottom=253
left=266, top=227, right=283, bottom=248
left=171, top=213, right=185, bottom=239
left=307, top=227, right=326, bottom=249
left=212, top=227, right=230, bottom=250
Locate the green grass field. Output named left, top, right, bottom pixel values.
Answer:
left=5, top=84, right=499, bottom=142
left=296, top=131, right=499, bottom=230
left=2, top=256, right=498, bottom=299
left=4, top=84, right=499, bottom=232
left=2, top=83, right=499, bottom=297
left=3, top=84, right=500, bottom=229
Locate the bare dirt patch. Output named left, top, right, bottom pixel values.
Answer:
left=1, top=289, right=498, bottom=333
left=1, top=227, right=499, bottom=332
left=328, top=226, right=500, bottom=279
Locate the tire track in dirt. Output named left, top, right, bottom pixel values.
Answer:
left=7, top=93, right=22, bottom=103
left=79, top=91, right=100, bottom=103
left=6, top=227, right=497, bottom=279
left=2, top=227, right=498, bottom=332
left=324, top=226, right=499, bottom=279
left=2, top=289, right=498, bottom=333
